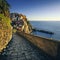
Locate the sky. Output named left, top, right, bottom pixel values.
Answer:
left=7, top=0, right=60, bottom=21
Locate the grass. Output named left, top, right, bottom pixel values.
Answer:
left=12, top=28, right=17, bottom=33
left=0, top=14, right=11, bottom=28
left=0, top=14, right=12, bottom=52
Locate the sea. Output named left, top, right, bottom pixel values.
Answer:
left=30, top=21, right=60, bottom=41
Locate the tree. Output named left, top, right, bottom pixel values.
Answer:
left=0, top=0, right=10, bottom=17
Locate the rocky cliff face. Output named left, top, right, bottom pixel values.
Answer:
left=0, top=14, right=12, bottom=52
left=19, top=14, right=32, bottom=34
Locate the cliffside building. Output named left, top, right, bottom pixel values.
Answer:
left=10, top=13, right=32, bottom=34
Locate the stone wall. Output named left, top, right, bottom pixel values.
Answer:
left=0, top=14, right=12, bottom=52
left=17, top=31, right=60, bottom=58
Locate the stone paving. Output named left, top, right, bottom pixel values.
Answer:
left=0, top=33, right=54, bottom=60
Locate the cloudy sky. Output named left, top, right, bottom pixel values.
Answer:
left=7, top=0, right=60, bottom=21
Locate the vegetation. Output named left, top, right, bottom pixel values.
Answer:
left=12, top=29, right=17, bottom=33
left=0, top=14, right=11, bottom=27
left=0, top=14, right=12, bottom=52
left=0, top=0, right=10, bottom=17
left=27, top=21, right=32, bottom=28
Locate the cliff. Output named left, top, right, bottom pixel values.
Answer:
left=19, top=14, right=32, bottom=34
left=0, top=14, right=12, bottom=52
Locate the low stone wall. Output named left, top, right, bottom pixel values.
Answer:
left=17, top=31, right=60, bottom=58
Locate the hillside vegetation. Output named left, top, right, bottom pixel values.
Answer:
left=0, top=14, right=12, bottom=52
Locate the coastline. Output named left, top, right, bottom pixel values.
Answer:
left=30, top=21, right=60, bottom=40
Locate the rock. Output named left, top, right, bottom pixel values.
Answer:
left=19, top=14, right=32, bottom=34
left=0, top=14, right=12, bottom=52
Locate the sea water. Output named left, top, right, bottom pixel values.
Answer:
left=30, top=21, right=60, bottom=41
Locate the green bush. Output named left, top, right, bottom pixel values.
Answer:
left=0, top=14, right=11, bottom=27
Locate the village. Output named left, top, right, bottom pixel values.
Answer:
left=10, top=13, right=32, bottom=34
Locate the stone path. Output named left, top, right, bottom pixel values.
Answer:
left=0, top=33, right=54, bottom=60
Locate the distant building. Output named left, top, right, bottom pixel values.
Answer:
left=10, top=13, right=32, bottom=33
left=10, top=13, right=24, bottom=30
